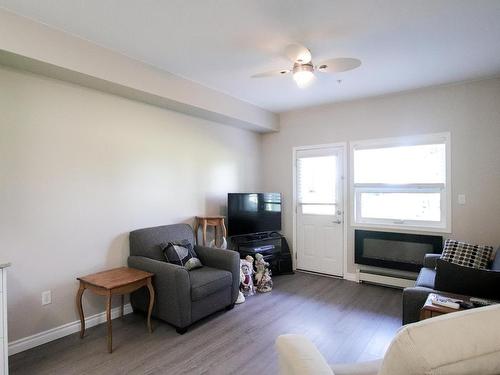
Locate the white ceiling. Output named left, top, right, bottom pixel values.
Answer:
left=1, top=0, right=500, bottom=113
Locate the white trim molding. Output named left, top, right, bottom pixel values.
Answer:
left=349, top=132, right=452, bottom=233
left=358, top=272, right=416, bottom=289
left=292, top=142, right=348, bottom=279
left=8, top=304, right=133, bottom=356
left=343, top=272, right=359, bottom=282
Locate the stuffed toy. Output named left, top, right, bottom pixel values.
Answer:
left=254, top=253, right=273, bottom=293
left=235, top=265, right=246, bottom=304
left=240, top=256, right=255, bottom=297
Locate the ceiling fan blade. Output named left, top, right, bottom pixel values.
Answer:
left=317, top=58, right=362, bottom=73
left=285, top=44, right=312, bottom=64
left=251, top=69, right=290, bottom=78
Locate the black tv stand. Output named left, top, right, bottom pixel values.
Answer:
left=229, top=232, right=294, bottom=275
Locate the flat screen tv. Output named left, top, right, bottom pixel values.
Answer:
left=227, top=193, right=282, bottom=236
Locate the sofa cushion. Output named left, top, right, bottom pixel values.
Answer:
left=434, top=259, right=500, bottom=300
left=189, top=266, right=232, bottom=301
left=415, top=267, right=436, bottom=289
left=441, top=239, right=493, bottom=269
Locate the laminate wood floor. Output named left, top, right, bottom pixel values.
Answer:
left=10, top=272, right=402, bottom=375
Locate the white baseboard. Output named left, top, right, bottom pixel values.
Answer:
left=358, top=272, right=415, bottom=289
left=343, top=272, right=359, bottom=282
left=8, top=303, right=133, bottom=356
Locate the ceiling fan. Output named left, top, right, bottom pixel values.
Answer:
left=251, top=44, right=361, bottom=88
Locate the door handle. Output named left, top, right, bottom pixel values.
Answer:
left=332, top=220, right=342, bottom=224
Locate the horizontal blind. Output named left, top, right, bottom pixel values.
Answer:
left=297, top=155, right=337, bottom=205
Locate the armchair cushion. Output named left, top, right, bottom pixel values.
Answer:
left=330, top=360, right=382, bottom=375
left=189, top=266, right=232, bottom=301
left=195, top=245, right=240, bottom=303
left=434, top=258, right=500, bottom=300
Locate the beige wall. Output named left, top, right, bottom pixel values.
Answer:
left=0, top=66, right=262, bottom=342
left=262, top=78, right=500, bottom=276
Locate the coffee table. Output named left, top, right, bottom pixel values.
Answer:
left=76, top=267, right=155, bottom=353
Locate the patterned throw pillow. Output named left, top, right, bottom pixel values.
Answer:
left=440, top=239, right=493, bottom=269
left=162, top=240, right=203, bottom=270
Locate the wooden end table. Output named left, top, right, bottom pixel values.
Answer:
left=76, top=267, right=155, bottom=353
left=195, top=216, right=227, bottom=246
left=420, top=293, right=467, bottom=320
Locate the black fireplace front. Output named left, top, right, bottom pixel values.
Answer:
left=355, top=230, right=443, bottom=272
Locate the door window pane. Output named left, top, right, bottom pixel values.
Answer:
left=302, top=204, right=336, bottom=215
left=297, top=155, right=337, bottom=204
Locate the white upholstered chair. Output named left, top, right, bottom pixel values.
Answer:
left=276, top=304, right=500, bottom=375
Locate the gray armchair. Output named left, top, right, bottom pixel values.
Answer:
left=403, top=248, right=500, bottom=324
left=127, top=223, right=240, bottom=334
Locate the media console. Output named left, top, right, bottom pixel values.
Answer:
left=229, top=232, right=294, bottom=275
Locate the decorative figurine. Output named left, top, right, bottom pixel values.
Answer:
left=254, top=253, right=273, bottom=293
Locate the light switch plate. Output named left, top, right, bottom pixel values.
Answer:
left=458, top=194, right=466, bottom=205
left=42, top=290, right=52, bottom=305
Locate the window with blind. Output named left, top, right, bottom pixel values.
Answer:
left=297, top=153, right=338, bottom=215
left=351, top=133, right=450, bottom=232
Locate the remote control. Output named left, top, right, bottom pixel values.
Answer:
left=431, top=296, right=460, bottom=309
left=470, top=297, right=499, bottom=307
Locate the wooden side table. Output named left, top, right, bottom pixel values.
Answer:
left=76, top=267, right=155, bottom=353
left=194, top=216, right=227, bottom=246
left=420, top=293, right=466, bottom=320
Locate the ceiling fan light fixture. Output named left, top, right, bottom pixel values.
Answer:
left=292, top=63, right=314, bottom=88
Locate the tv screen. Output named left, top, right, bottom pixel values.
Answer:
left=227, top=193, right=282, bottom=236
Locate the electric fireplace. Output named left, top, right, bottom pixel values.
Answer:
left=355, top=230, right=443, bottom=272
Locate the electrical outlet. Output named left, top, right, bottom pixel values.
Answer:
left=42, top=290, right=52, bottom=306
left=458, top=194, right=466, bottom=205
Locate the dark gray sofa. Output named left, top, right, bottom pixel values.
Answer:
left=127, top=223, right=240, bottom=333
left=403, top=248, right=500, bottom=325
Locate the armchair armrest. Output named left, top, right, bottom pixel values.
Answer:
left=423, top=254, right=441, bottom=269
left=127, top=256, right=191, bottom=327
left=402, top=286, right=434, bottom=325
left=194, top=246, right=240, bottom=303
left=275, top=334, right=334, bottom=375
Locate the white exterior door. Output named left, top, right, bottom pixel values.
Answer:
left=295, top=146, right=344, bottom=276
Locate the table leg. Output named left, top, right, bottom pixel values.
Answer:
left=420, top=309, right=432, bottom=321
left=214, top=225, right=218, bottom=247
left=194, top=219, right=199, bottom=246
left=120, top=295, right=124, bottom=318
left=146, top=277, right=155, bottom=333
left=221, top=218, right=227, bottom=240
left=76, top=283, right=86, bottom=338
left=106, top=292, right=113, bottom=353
left=202, top=220, right=207, bottom=246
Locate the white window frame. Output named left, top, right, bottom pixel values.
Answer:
left=350, top=132, right=451, bottom=233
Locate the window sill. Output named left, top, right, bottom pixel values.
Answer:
left=351, top=222, right=451, bottom=234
